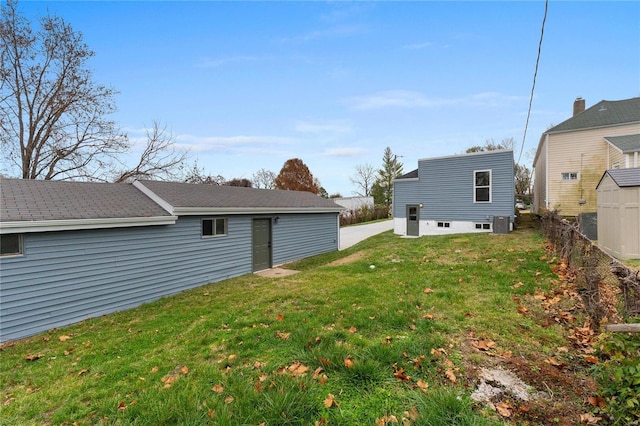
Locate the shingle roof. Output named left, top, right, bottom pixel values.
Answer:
left=136, top=180, right=342, bottom=211
left=547, top=97, right=640, bottom=134
left=395, top=169, right=418, bottom=180
left=0, top=178, right=171, bottom=222
left=605, top=134, right=640, bottom=153
left=602, top=168, right=640, bottom=188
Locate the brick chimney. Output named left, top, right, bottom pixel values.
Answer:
left=573, top=97, right=585, bottom=116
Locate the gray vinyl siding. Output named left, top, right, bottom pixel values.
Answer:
left=393, top=180, right=420, bottom=218
left=0, top=214, right=337, bottom=341
left=272, top=213, right=339, bottom=265
left=419, top=151, right=514, bottom=221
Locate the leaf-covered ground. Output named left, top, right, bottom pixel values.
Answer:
left=0, top=223, right=618, bottom=425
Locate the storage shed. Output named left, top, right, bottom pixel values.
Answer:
left=596, top=168, right=640, bottom=260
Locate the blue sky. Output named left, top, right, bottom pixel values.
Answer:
left=18, top=1, right=640, bottom=195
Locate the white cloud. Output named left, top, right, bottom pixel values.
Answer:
left=345, top=91, right=525, bottom=111
left=277, top=25, right=366, bottom=44
left=174, top=134, right=295, bottom=152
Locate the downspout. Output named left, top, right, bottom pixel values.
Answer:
left=544, top=134, right=549, bottom=210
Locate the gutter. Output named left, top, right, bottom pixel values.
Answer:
left=0, top=216, right=178, bottom=234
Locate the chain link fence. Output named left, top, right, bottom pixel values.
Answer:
left=540, top=210, right=640, bottom=327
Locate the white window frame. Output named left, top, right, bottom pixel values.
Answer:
left=202, top=217, right=228, bottom=238
left=473, top=169, right=492, bottom=203
left=561, top=172, right=578, bottom=181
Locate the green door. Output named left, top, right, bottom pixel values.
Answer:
left=252, top=218, right=272, bottom=272
left=406, top=205, right=419, bottom=236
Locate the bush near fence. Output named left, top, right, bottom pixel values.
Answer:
left=540, top=210, right=640, bottom=327
left=340, top=205, right=390, bottom=227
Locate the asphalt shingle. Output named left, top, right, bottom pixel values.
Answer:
left=137, top=180, right=342, bottom=210
left=604, top=168, right=640, bottom=187
left=0, top=178, right=171, bottom=222
left=547, top=98, right=640, bottom=134
left=605, top=134, right=640, bottom=153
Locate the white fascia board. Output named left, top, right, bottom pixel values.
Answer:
left=173, top=207, right=344, bottom=215
left=393, top=177, right=419, bottom=182
left=132, top=180, right=175, bottom=214
left=0, top=216, right=178, bottom=234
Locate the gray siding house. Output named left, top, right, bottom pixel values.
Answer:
left=0, top=179, right=342, bottom=342
left=393, top=150, right=515, bottom=236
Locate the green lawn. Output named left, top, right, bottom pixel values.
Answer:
left=1, top=228, right=595, bottom=425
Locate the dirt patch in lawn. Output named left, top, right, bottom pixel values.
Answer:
left=327, top=250, right=368, bottom=266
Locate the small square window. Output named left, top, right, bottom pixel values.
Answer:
left=561, top=172, right=578, bottom=181
left=1, top=234, right=23, bottom=257
left=483, top=223, right=491, bottom=230
left=475, top=224, right=482, bottom=229
left=202, top=218, right=227, bottom=237
left=437, top=222, right=450, bottom=228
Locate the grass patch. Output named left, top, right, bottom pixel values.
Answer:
left=1, top=228, right=588, bottom=425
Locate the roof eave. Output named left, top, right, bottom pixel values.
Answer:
left=172, top=207, right=344, bottom=215
left=0, top=216, right=178, bottom=234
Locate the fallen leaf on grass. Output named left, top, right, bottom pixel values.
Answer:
left=324, top=393, right=339, bottom=408
left=287, top=361, right=309, bottom=376
left=58, top=335, right=71, bottom=342
left=375, top=415, right=398, bottom=425
left=118, top=401, right=127, bottom=411
left=275, top=331, right=291, bottom=340
left=24, top=353, right=45, bottom=362
left=416, top=379, right=429, bottom=393
left=211, top=384, right=224, bottom=393
left=348, top=326, right=357, bottom=333
left=344, top=355, right=355, bottom=369
left=583, top=355, right=599, bottom=364
left=224, top=395, right=234, bottom=404
left=512, top=282, right=524, bottom=289
left=516, top=305, right=529, bottom=315
left=423, top=288, right=433, bottom=294
left=276, top=314, right=284, bottom=321
left=445, top=369, right=456, bottom=383
left=77, top=369, right=89, bottom=376
left=545, top=357, right=567, bottom=369
left=496, top=401, right=512, bottom=417
left=579, top=413, right=602, bottom=424
left=423, top=313, right=434, bottom=320
left=587, top=396, right=606, bottom=408
left=472, top=339, right=497, bottom=351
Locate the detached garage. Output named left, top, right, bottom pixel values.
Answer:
left=596, top=168, right=640, bottom=260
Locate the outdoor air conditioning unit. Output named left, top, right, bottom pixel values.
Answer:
left=493, top=216, right=510, bottom=234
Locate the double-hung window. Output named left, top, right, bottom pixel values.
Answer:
left=474, top=170, right=491, bottom=203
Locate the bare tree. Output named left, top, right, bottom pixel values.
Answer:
left=0, top=1, right=185, bottom=181
left=252, top=168, right=276, bottom=189
left=183, top=160, right=224, bottom=185
left=350, top=163, right=376, bottom=197
left=113, top=121, right=187, bottom=183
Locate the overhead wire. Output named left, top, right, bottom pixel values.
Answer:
left=518, top=0, right=549, bottom=165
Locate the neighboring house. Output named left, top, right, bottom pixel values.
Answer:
left=393, top=150, right=515, bottom=236
left=533, top=97, right=640, bottom=216
left=333, top=196, right=374, bottom=216
left=596, top=168, right=640, bottom=260
left=0, top=178, right=342, bottom=342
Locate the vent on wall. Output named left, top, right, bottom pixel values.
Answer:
left=492, top=216, right=510, bottom=234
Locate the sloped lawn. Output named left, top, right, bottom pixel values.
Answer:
left=1, top=228, right=602, bottom=425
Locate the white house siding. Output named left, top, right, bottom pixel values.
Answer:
left=542, top=124, right=639, bottom=216
left=607, top=144, right=625, bottom=169
left=0, top=213, right=339, bottom=342
left=597, top=175, right=640, bottom=260
left=533, top=136, right=548, bottom=214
